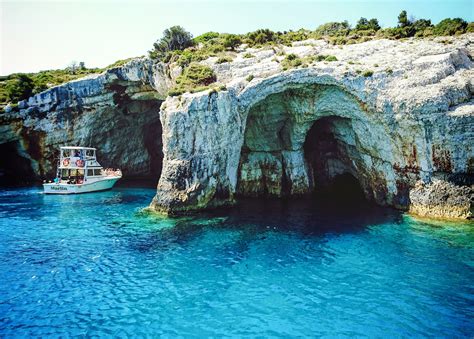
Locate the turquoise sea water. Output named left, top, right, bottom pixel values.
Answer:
left=0, top=187, right=473, bottom=337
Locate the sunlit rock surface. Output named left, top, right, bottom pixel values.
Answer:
left=0, top=59, right=169, bottom=184
left=1, top=35, right=473, bottom=220
left=409, top=180, right=473, bottom=220
left=151, top=34, right=474, bottom=218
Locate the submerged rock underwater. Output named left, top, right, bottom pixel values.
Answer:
left=0, top=187, right=473, bottom=336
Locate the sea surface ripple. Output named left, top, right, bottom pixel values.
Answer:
left=0, top=187, right=473, bottom=337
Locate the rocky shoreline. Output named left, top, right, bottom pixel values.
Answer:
left=409, top=180, right=473, bottom=220
left=1, top=34, right=473, bottom=220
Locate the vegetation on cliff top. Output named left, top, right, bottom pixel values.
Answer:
left=145, top=12, right=471, bottom=96
left=168, top=63, right=217, bottom=96
left=1, top=11, right=472, bottom=105
left=0, top=58, right=135, bottom=107
left=148, top=11, right=472, bottom=66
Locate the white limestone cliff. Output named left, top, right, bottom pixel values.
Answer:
left=1, top=35, right=473, bottom=219
left=151, top=35, right=474, bottom=218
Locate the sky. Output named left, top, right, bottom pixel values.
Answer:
left=1, top=0, right=473, bottom=75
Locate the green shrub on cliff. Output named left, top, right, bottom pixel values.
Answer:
left=149, top=26, right=194, bottom=61
left=168, top=63, right=217, bottom=96
left=313, top=21, right=350, bottom=37
left=0, top=62, right=129, bottom=105
left=277, top=29, right=312, bottom=45
left=433, top=18, right=468, bottom=36
left=0, top=66, right=101, bottom=105
left=4, top=74, right=34, bottom=103
left=281, top=53, right=303, bottom=70
left=216, top=56, right=234, bottom=64
left=193, top=31, right=220, bottom=44
left=174, top=48, right=214, bottom=67
left=223, top=34, right=242, bottom=50
left=355, top=17, right=381, bottom=31
left=245, top=29, right=276, bottom=46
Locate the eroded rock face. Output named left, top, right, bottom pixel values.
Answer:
left=1, top=35, right=473, bottom=220
left=409, top=180, right=473, bottom=220
left=0, top=59, right=171, bottom=185
left=151, top=34, right=474, bottom=218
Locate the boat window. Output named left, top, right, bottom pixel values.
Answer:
left=61, top=169, right=69, bottom=179
left=62, top=150, right=70, bottom=157
left=73, top=149, right=82, bottom=158
left=94, top=169, right=102, bottom=176
left=87, top=169, right=94, bottom=176
left=77, top=169, right=84, bottom=176
left=86, top=150, right=95, bottom=158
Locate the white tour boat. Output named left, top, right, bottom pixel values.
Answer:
left=43, top=146, right=122, bottom=194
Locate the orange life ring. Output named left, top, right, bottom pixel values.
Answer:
left=63, top=158, right=70, bottom=167
left=76, top=159, right=85, bottom=167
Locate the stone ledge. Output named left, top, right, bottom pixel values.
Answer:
left=409, top=180, right=473, bottom=220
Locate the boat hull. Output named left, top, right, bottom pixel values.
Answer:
left=43, top=177, right=120, bottom=194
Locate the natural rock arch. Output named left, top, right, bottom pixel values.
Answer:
left=0, top=75, right=165, bottom=185
left=152, top=58, right=473, bottom=217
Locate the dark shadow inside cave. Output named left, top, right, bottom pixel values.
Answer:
left=0, top=141, right=36, bottom=186
left=304, top=116, right=368, bottom=206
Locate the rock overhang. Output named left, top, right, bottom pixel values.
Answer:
left=1, top=34, right=473, bottom=219
left=152, top=35, right=474, bottom=218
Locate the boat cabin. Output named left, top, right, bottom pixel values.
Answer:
left=44, top=145, right=122, bottom=194
left=58, top=146, right=103, bottom=184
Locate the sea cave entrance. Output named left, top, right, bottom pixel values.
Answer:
left=0, top=141, right=36, bottom=186
left=303, top=116, right=366, bottom=204
left=237, top=85, right=370, bottom=205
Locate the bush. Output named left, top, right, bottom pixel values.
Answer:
left=223, top=34, right=242, bottom=50
left=277, top=29, right=311, bottom=45
left=193, top=32, right=220, bottom=44
left=243, top=53, right=255, bottom=58
left=149, top=26, right=194, bottom=61
left=4, top=74, right=34, bottom=103
left=433, top=18, right=467, bottom=36
left=207, top=43, right=225, bottom=54
left=412, top=19, right=432, bottom=32
left=313, top=21, right=350, bottom=37
left=169, top=63, right=216, bottom=96
left=245, top=29, right=276, bottom=46
left=329, top=36, right=348, bottom=45
left=398, top=10, right=410, bottom=28
left=379, top=26, right=414, bottom=39
left=216, top=56, right=233, bottom=64
left=467, top=22, right=474, bottom=33
left=325, top=55, right=338, bottom=62
left=175, top=49, right=208, bottom=67
left=246, top=74, right=254, bottom=82
left=362, top=70, right=374, bottom=77
left=281, top=54, right=303, bottom=70
left=355, top=17, right=380, bottom=31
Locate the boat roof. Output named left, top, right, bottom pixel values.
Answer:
left=60, top=146, right=96, bottom=150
